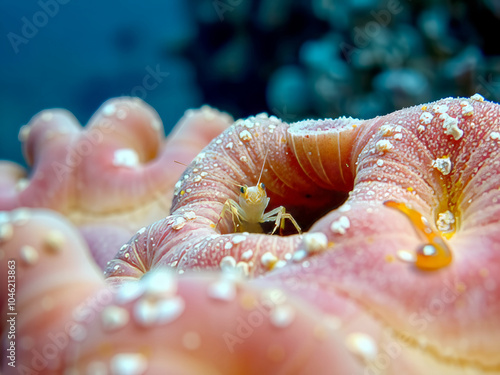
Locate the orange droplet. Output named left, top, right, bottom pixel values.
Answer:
left=415, top=239, right=452, bottom=270
left=384, top=200, right=452, bottom=270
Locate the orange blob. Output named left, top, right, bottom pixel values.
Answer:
left=384, top=201, right=452, bottom=270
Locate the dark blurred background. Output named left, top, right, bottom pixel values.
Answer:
left=1, top=0, right=500, bottom=166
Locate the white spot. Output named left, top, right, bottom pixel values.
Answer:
left=432, top=156, right=452, bottom=175
left=260, top=252, right=278, bottom=269
left=490, top=131, right=500, bottom=140
left=201, top=105, right=216, bottom=121
left=330, top=216, right=350, bottom=235
left=422, top=244, right=437, bottom=256
left=273, top=260, right=287, bottom=268
left=101, top=305, right=130, bottom=332
left=11, top=208, right=30, bottom=225
left=137, top=227, right=146, bottom=235
left=379, top=124, right=394, bottom=136
left=193, top=175, right=202, bottom=183
left=116, top=281, right=145, bottom=304
left=376, top=159, right=384, bottom=167
left=182, top=331, right=201, bottom=350
left=236, top=261, right=250, bottom=276
left=224, top=242, right=233, bottom=250
left=142, top=269, right=177, bottom=297
left=15, top=178, right=29, bottom=192
left=470, top=93, right=484, bottom=102
left=396, top=250, right=416, bottom=263
left=375, top=140, right=393, bottom=153
left=292, top=249, right=308, bottom=262
left=171, top=217, right=187, bottom=230
left=102, top=103, right=116, bottom=117
left=196, top=152, right=206, bottom=160
left=215, top=139, right=222, bottom=144
left=41, top=112, right=54, bottom=121
left=338, top=204, right=351, bottom=212
left=394, top=133, right=403, bottom=141
left=225, top=142, right=234, bottom=149
left=220, top=255, right=237, bottom=271
left=20, top=245, right=39, bottom=266
left=134, top=296, right=185, bottom=326
left=419, top=112, right=433, bottom=124
left=207, top=279, right=236, bottom=301
left=257, top=112, right=269, bottom=119
left=151, top=118, right=161, bottom=131
left=270, top=305, right=295, bottom=328
left=241, top=249, right=253, bottom=260
left=44, top=230, right=65, bottom=253
left=243, top=119, right=254, bottom=128
left=0, top=223, right=14, bottom=242
left=417, top=125, right=426, bottom=132
left=303, top=232, right=328, bottom=254
left=18, top=125, right=31, bottom=142
left=174, top=180, right=182, bottom=195
left=200, top=171, right=208, bottom=177
left=460, top=101, right=474, bottom=116
left=433, top=104, right=449, bottom=114
left=113, top=149, right=140, bottom=168
left=239, top=130, right=253, bottom=141
left=110, top=353, right=148, bottom=375
left=183, top=211, right=197, bottom=220
left=0, top=211, right=10, bottom=225
left=240, top=155, right=248, bottom=162
left=440, top=113, right=463, bottom=140
left=346, top=332, right=378, bottom=362
left=232, top=235, right=247, bottom=244
left=436, top=211, right=455, bottom=232
left=155, top=297, right=185, bottom=324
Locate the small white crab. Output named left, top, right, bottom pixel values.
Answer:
left=218, top=167, right=301, bottom=235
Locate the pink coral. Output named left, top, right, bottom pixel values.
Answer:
left=1, top=96, right=499, bottom=374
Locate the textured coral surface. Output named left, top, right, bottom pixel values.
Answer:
left=1, top=96, right=499, bottom=374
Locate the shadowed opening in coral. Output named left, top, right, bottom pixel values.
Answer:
left=219, top=188, right=350, bottom=236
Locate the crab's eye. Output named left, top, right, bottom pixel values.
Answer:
left=259, top=183, right=265, bottom=190
left=240, top=186, right=246, bottom=194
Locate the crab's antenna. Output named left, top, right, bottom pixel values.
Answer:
left=256, top=147, right=269, bottom=186
left=174, top=160, right=189, bottom=167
